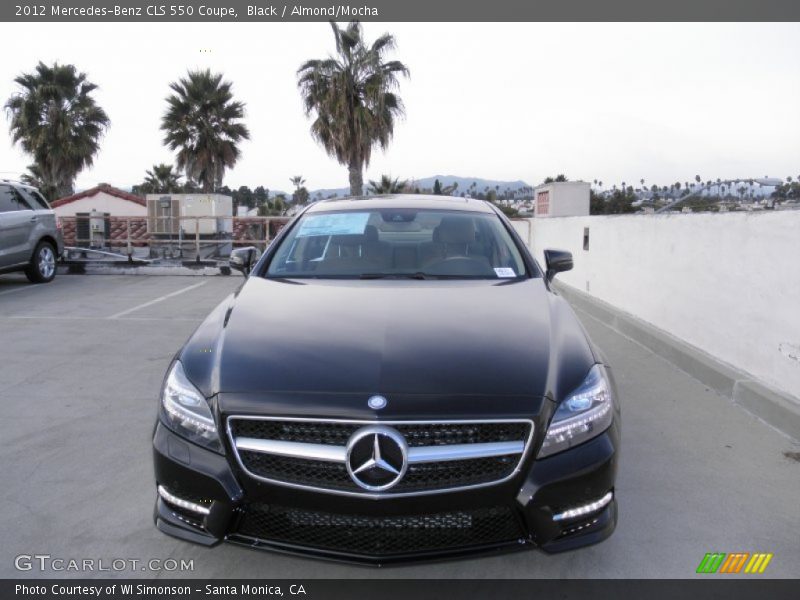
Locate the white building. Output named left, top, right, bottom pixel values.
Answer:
left=533, top=181, right=590, bottom=217
left=51, top=184, right=146, bottom=217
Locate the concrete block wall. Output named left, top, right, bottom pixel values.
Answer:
left=512, top=212, right=800, bottom=401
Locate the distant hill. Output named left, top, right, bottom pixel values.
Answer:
left=308, top=175, right=532, bottom=199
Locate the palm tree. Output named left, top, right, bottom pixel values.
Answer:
left=368, top=174, right=406, bottom=194
left=134, top=163, right=182, bottom=194
left=290, top=175, right=309, bottom=204
left=161, top=69, right=250, bottom=192
left=5, top=62, right=109, bottom=200
left=297, top=21, right=409, bottom=196
left=20, top=163, right=46, bottom=191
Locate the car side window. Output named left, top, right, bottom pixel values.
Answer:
left=17, top=187, right=49, bottom=210
left=0, top=184, right=30, bottom=213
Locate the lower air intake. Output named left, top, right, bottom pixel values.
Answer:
left=235, top=503, right=524, bottom=558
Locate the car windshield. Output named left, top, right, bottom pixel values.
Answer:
left=265, top=209, right=528, bottom=279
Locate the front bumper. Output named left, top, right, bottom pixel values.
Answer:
left=153, top=417, right=619, bottom=564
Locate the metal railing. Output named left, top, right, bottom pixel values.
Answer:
left=60, top=214, right=536, bottom=262
left=60, top=215, right=290, bottom=261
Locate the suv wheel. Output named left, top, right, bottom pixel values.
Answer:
left=25, top=241, right=57, bottom=283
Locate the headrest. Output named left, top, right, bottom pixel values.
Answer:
left=436, top=217, right=475, bottom=244
left=364, top=225, right=379, bottom=242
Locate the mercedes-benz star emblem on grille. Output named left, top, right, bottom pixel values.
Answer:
left=367, top=395, right=387, bottom=410
left=345, top=426, right=408, bottom=491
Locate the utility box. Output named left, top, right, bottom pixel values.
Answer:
left=146, top=194, right=233, bottom=235
left=75, top=210, right=110, bottom=248
left=533, top=182, right=590, bottom=218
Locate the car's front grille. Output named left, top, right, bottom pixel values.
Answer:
left=239, top=451, right=352, bottom=490
left=239, top=450, right=520, bottom=493
left=235, top=503, right=525, bottom=558
left=231, top=419, right=530, bottom=447
left=227, top=417, right=533, bottom=497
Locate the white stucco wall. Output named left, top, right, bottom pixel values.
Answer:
left=53, top=192, right=146, bottom=217
left=533, top=182, right=590, bottom=217
left=514, top=212, right=800, bottom=400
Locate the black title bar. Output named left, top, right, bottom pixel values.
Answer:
left=5, top=579, right=800, bottom=600
left=3, top=0, right=800, bottom=22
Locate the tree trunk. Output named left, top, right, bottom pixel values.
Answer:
left=348, top=161, right=363, bottom=197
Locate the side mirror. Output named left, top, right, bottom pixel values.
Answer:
left=544, top=249, right=573, bottom=283
left=230, top=246, right=257, bottom=276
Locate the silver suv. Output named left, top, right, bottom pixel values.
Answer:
left=0, top=180, right=64, bottom=283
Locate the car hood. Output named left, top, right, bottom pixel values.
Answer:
left=180, top=277, right=596, bottom=416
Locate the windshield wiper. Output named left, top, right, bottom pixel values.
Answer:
left=360, top=272, right=433, bottom=280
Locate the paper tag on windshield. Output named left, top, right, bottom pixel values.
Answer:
left=296, top=213, right=370, bottom=237
left=494, top=268, right=516, bottom=278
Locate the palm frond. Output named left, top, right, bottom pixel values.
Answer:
left=297, top=22, right=409, bottom=195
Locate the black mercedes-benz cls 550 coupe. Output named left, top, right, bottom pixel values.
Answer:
left=153, top=194, right=620, bottom=563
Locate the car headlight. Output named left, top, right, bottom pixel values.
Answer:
left=538, top=364, right=613, bottom=458
left=160, top=361, right=222, bottom=453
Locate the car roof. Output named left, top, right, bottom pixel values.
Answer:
left=305, top=194, right=497, bottom=214
left=0, top=179, right=38, bottom=192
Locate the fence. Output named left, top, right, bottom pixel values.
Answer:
left=60, top=215, right=290, bottom=260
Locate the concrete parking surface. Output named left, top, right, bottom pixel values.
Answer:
left=0, top=273, right=798, bottom=578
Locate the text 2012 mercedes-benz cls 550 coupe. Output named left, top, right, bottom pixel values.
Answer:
left=152, top=195, right=620, bottom=563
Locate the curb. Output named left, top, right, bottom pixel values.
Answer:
left=555, top=282, right=800, bottom=442
left=59, top=264, right=229, bottom=276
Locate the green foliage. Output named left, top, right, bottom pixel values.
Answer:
left=20, top=163, right=46, bottom=192
left=589, top=190, right=606, bottom=215
left=132, top=164, right=184, bottom=195
left=254, top=186, right=269, bottom=204
left=297, top=21, right=409, bottom=196
left=590, top=188, right=637, bottom=215
left=772, top=182, right=800, bottom=201
left=543, top=174, right=568, bottom=185
left=433, top=179, right=443, bottom=195
left=368, top=174, right=406, bottom=194
left=5, top=61, right=110, bottom=200
left=496, top=204, right=519, bottom=218
left=290, top=176, right=309, bottom=204
left=161, top=69, right=250, bottom=192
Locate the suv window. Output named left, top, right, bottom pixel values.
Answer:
left=0, top=184, right=33, bottom=213
left=16, top=187, right=50, bottom=210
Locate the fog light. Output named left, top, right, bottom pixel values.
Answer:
left=157, top=485, right=211, bottom=516
left=552, top=491, right=613, bottom=521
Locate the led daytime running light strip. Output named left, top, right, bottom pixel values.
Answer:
left=546, top=402, right=611, bottom=437
left=552, top=491, right=613, bottom=521
left=163, top=395, right=217, bottom=434
left=157, top=485, right=211, bottom=516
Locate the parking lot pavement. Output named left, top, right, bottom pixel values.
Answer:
left=1, top=273, right=798, bottom=579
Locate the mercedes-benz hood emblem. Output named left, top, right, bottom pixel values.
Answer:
left=345, top=426, right=408, bottom=491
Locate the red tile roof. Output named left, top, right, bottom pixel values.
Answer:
left=51, top=184, right=145, bottom=208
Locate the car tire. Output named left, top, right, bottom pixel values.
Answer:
left=25, top=241, right=57, bottom=283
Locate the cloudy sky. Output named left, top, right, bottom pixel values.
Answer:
left=0, top=22, right=798, bottom=193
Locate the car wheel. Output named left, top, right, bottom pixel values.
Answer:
left=25, top=241, right=57, bottom=283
